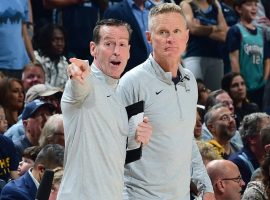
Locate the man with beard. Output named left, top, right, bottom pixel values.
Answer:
left=205, top=103, right=240, bottom=159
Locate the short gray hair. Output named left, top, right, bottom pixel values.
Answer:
left=34, top=144, right=64, bottom=169
left=39, top=114, right=63, bottom=147
left=204, top=103, right=227, bottom=125
left=240, top=112, right=270, bottom=145
left=148, top=3, right=186, bottom=31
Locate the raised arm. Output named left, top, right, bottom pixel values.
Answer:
left=61, top=57, right=92, bottom=106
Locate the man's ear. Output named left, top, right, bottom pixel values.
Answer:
left=215, top=180, right=226, bottom=193
left=37, top=164, right=46, bottom=173
left=90, top=41, right=96, bottom=57
left=146, top=31, right=151, bottom=44
left=207, top=123, right=215, bottom=134
left=22, top=119, right=28, bottom=130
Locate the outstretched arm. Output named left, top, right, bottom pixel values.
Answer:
left=62, top=57, right=92, bottom=107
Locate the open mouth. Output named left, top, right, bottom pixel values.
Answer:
left=111, top=61, right=121, bottom=66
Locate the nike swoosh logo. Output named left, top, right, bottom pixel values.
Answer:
left=107, top=95, right=111, bottom=97
left=156, top=90, right=163, bottom=95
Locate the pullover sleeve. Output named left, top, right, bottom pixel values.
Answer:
left=191, top=138, right=214, bottom=195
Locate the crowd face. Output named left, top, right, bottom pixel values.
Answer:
left=8, top=80, right=24, bottom=111
left=207, top=160, right=245, bottom=200
left=253, top=117, right=270, bottom=152
left=216, top=92, right=235, bottom=113
left=147, top=12, right=189, bottom=64
left=220, top=165, right=245, bottom=200
left=229, top=75, right=246, bottom=102
left=22, top=66, right=45, bottom=92
left=237, top=1, right=258, bottom=22
left=24, top=107, right=53, bottom=145
left=17, top=157, right=34, bottom=176
left=51, top=28, right=65, bottom=56
left=40, top=94, right=62, bottom=114
left=211, top=107, right=236, bottom=141
left=90, top=25, right=130, bottom=79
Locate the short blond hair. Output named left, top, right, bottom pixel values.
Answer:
left=196, top=141, right=222, bottom=162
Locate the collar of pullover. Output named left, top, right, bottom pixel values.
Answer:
left=91, top=64, right=119, bottom=89
left=147, top=54, right=187, bottom=85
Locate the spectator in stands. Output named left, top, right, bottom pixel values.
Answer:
left=39, top=114, right=64, bottom=147
left=21, top=63, right=45, bottom=93
left=196, top=141, right=221, bottom=165
left=17, top=146, right=41, bottom=176
left=14, top=99, right=55, bottom=158
left=38, top=87, right=63, bottom=114
left=0, top=105, right=8, bottom=134
left=222, top=72, right=260, bottom=127
left=229, top=112, right=270, bottom=191
left=24, top=84, right=63, bottom=114
left=0, top=0, right=35, bottom=79
left=0, top=77, right=24, bottom=127
left=227, top=0, right=270, bottom=109
left=202, top=89, right=243, bottom=149
left=206, top=159, right=245, bottom=200
left=49, top=167, right=64, bottom=200
left=205, top=103, right=240, bottom=159
left=180, top=0, right=228, bottom=90
left=241, top=125, right=270, bottom=199
left=4, top=84, right=62, bottom=143
left=0, top=144, right=64, bottom=200
left=33, top=24, right=68, bottom=89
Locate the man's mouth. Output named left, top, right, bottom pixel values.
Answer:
left=111, top=61, right=121, bottom=66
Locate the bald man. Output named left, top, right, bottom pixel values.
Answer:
left=206, top=160, right=245, bottom=200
